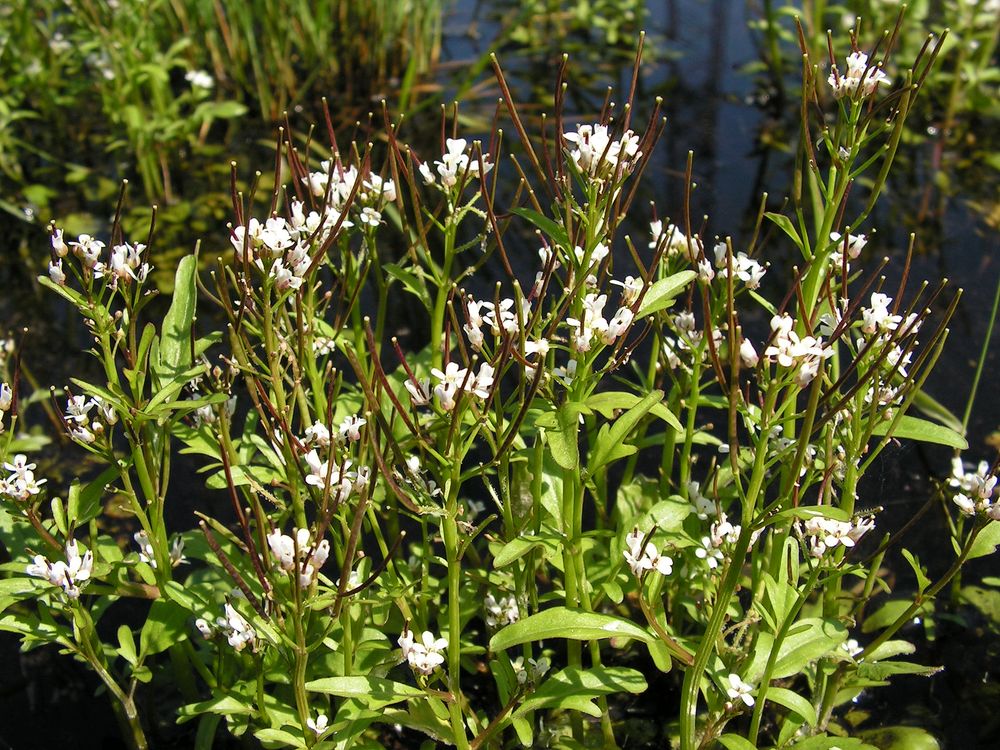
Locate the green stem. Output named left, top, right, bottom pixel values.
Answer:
left=679, top=384, right=779, bottom=750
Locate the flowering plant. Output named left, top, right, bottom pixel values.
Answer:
left=1, top=21, right=997, bottom=750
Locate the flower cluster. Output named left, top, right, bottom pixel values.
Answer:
left=50, top=230, right=152, bottom=288
left=829, top=231, right=868, bottom=269
left=949, top=458, right=999, bottom=519
left=430, top=361, right=496, bottom=411
left=419, top=138, right=493, bottom=189
left=860, top=293, right=905, bottom=336
left=303, top=414, right=367, bottom=447
left=800, top=515, right=875, bottom=558
left=26, top=540, right=93, bottom=599
left=650, top=220, right=696, bottom=257
left=712, top=243, right=767, bottom=289
left=623, top=529, right=674, bottom=577
left=0, top=454, right=46, bottom=501
left=464, top=296, right=530, bottom=350
left=564, top=123, right=641, bottom=181
left=303, top=160, right=395, bottom=228
left=266, top=527, right=330, bottom=588
left=484, top=593, right=520, bottom=628
left=398, top=628, right=447, bottom=675
left=64, top=393, right=118, bottom=444
left=303, top=452, right=370, bottom=502
left=763, top=314, right=833, bottom=386
left=828, top=51, right=889, bottom=98
left=133, top=531, right=186, bottom=569
left=196, top=602, right=256, bottom=652
left=512, top=655, right=551, bottom=686
left=566, top=292, right=635, bottom=353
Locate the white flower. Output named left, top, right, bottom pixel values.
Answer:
left=398, top=628, right=447, bottom=675
left=69, top=234, right=105, bottom=269
left=861, top=293, right=902, bottom=335
left=524, top=338, right=549, bottom=358
left=512, top=655, right=551, bottom=685
left=715, top=248, right=766, bottom=289
left=763, top=314, right=833, bottom=386
left=270, top=259, right=303, bottom=291
left=25, top=539, right=93, bottom=599
left=610, top=275, right=643, bottom=305
left=306, top=713, right=329, bottom=736
left=484, top=593, right=520, bottom=628
left=339, top=414, right=366, bottom=442
left=0, top=382, right=11, bottom=412
left=949, top=458, right=998, bottom=517
left=828, top=51, right=889, bottom=98
left=739, top=339, right=759, bottom=368
left=51, top=228, right=68, bottom=257
left=688, top=481, right=715, bottom=519
left=726, top=673, right=755, bottom=707
left=1, top=454, right=47, bottom=500
left=564, top=123, right=641, bottom=180
left=829, top=231, right=867, bottom=268
left=359, top=207, right=382, bottom=227
left=697, top=258, right=715, bottom=283
left=304, top=421, right=332, bottom=447
left=802, top=515, right=875, bottom=557
left=134, top=530, right=156, bottom=566
left=48, top=259, right=66, bottom=285
left=230, top=218, right=262, bottom=260
left=185, top=69, right=214, bottom=89
left=623, top=529, right=674, bottom=577
left=695, top=536, right=724, bottom=569
left=223, top=603, right=256, bottom=652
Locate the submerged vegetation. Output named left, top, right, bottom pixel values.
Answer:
left=1, top=3, right=999, bottom=750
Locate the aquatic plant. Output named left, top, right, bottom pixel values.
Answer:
left=2, top=20, right=998, bottom=750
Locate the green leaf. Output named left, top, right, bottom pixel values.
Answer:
left=254, top=728, right=306, bottom=747
left=901, top=549, right=931, bottom=593
left=636, top=271, right=697, bottom=319
left=968, top=522, right=1000, bottom=561
left=383, top=262, right=428, bottom=303
left=490, top=607, right=652, bottom=652
left=118, top=625, right=138, bottom=666
left=546, top=402, right=587, bottom=470
left=492, top=534, right=558, bottom=568
left=863, top=599, right=929, bottom=633
left=771, top=617, right=847, bottom=678
left=856, top=660, right=941, bottom=679
left=584, top=390, right=682, bottom=432
left=510, top=207, right=571, bottom=250
left=857, top=726, right=940, bottom=750
left=870, top=415, right=967, bottom=449
left=908, top=388, right=964, bottom=435
left=765, top=686, right=818, bottom=726
left=158, top=254, right=198, bottom=379
left=178, top=694, right=256, bottom=723
left=194, top=714, right=222, bottom=750
left=513, top=666, right=647, bottom=719
left=589, top=390, right=663, bottom=473
left=304, top=676, right=424, bottom=709
left=140, top=599, right=190, bottom=657
left=765, top=211, right=804, bottom=252
left=717, top=735, right=759, bottom=750
left=790, top=736, right=877, bottom=750
left=68, top=466, right=117, bottom=526
left=193, top=100, right=249, bottom=121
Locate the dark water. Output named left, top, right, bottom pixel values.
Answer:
left=0, top=1, right=998, bottom=748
